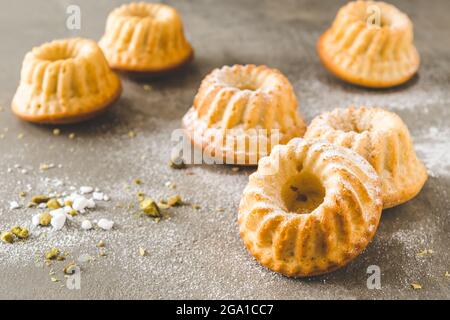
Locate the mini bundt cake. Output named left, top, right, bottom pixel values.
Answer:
left=12, top=38, right=121, bottom=124
left=182, top=64, right=306, bottom=165
left=317, top=1, right=419, bottom=88
left=305, top=106, right=427, bottom=208
left=99, top=2, right=193, bottom=73
left=238, top=139, right=382, bottom=277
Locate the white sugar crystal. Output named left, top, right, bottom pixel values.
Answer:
left=63, top=206, right=72, bottom=213
left=80, top=186, right=93, bottom=194
left=38, top=203, right=47, bottom=209
left=72, top=197, right=89, bottom=212
left=97, top=218, right=114, bottom=230
left=81, top=220, right=93, bottom=230
left=32, top=214, right=40, bottom=226
left=77, top=254, right=92, bottom=263
left=93, top=192, right=104, bottom=201
left=50, top=208, right=65, bottom=217
left=9, top=201, right=20, bottom=210
left=86, top=199, right=96, bottom=209
left=103, top=194, right=110, bottom=201
left=51, top=212, right=66, bottom=231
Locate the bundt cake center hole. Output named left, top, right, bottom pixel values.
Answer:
left=361, top=7, right=393, bottom=28
left=123, top=7, right=170, bottom=20
left=282, top=170, right=325, bottom=215
left=331, top=117, right=370, bottom=134
left=36, top=47, right=77, bottom=62
left=235, top=83, right=258, bottom=91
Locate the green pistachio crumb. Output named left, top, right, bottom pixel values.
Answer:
left=64, top=200, right=73, bottom=207
left=39, top=212, right=52, bottom=226
left=10, top=226, right=29, bottom=239
left=137, top=192, right=145, bottom=202
left=1, top=231, right=14, bottom=244
left=140, top=198, right=161, bottom=218
left=168, top=158, right=186, bottom=169
left=31, top=195, right=50, bottom=204
left=45, top=247, right=60, bottom=260
left=46, top=199, right=61, bottom=209
left=63, top=262, right=77, bottom=275
left=167, top=195, right=183, bottom=207
left=97, top=240, right=106, bottom=248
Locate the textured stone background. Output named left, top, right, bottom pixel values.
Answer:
left=0, top=0, right=448, bottom=299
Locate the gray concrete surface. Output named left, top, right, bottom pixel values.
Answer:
left=0, top=0, right=449, bottom=299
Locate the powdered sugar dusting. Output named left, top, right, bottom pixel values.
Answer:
left=414, top=127, right=450, bottom=177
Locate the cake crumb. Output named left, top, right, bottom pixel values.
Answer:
left=139, top=247, right=147, bottom=256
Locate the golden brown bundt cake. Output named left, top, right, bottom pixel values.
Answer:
left=12, top=38, right=121, bottom=124
left=317, top=0, right=419, bottom=88
left=99, top=2, right=193, bottom=73
left=182, top=64, right=306, bottom=165
left=305, top=106, right=428, bottom=208
left=238, top=139, right=382, bottom=277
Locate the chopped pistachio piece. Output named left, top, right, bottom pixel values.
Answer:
left=137, top=192, right=145, bottom=202
left=19, top=191, right=27, bottom=198
left=167, top=195, right=183, bottom=207
left=64, top=200, right=73, bottom=207
left=31, top=195, right=50, bottom=204
left=411, top=283, right=422, bottom=290
left=39, top=212, right=52, bottom=226
left=97, top=240, right=106, bottom=248
left=191, top=204, right=201, bottom=210
left=133, top=178, right=142, bottom=185
left=1, top=231, right=14, bottom=244
left=168, top=158, right=186, bottom=169
left=157, top=202, right=171, bottom=210
left=10, top=226, right=29, bottom=239
left=45, top=248, right=61, bottom=260
left=46, top=199, right=61, bottom=209
left=63, top=262, right=78, bottom=275
left=68, top=209, right=78, bottom=216
left=140, top=198, right=161, bottom=218
left=445, top=271, right=450, bottom=277
left=50, top=277, right=60, bottom=283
